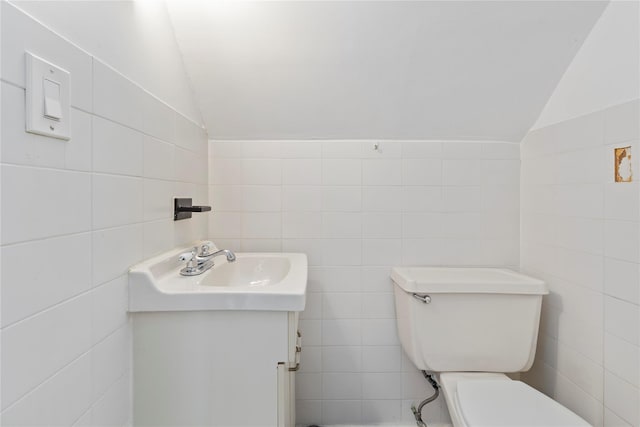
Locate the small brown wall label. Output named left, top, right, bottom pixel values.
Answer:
left=614, top=146, right=632, bottom=182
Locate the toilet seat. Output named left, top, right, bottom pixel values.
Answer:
left=456, top=379, right=591, bottom=427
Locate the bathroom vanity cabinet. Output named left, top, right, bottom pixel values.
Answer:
left=132, top=310, right=300, bottom=427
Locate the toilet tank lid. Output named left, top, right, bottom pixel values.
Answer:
left=457, top=380, right=591, bottom=427
left=391, top=267, right=548, bottom=295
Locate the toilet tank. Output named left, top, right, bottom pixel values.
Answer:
left=392, top=267, right=548, bottom=373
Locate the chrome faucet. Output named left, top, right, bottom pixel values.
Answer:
left=196, top=242, right=236, bottom=263
left=178, top=242, right=236, bottom=276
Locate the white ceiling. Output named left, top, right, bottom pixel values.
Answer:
left=168, top=1, right=607, bottom=141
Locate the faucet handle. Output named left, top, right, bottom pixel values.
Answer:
left=178, top=248, right=200, bottom=276
left=179, top=246, right=198, bottom=262
left=178, top=251, right=195, bottom=263
left=200, top=241, right=215, bottom=256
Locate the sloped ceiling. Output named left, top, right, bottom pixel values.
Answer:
left=168, top=1, right=607, bottom=141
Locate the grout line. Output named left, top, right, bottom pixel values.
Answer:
left=1, top=273, right=127, bottom=331
left=70, top=406, right=91, bottom=427
left=1, top=318, right=129, bottom=413
left=0, top=219, right=170, bottom=248
left=0, top=78, right=25, bottom=90
left=0, top=161, right=207, bottom=185
left=1, top=349, right=92, bottom=415
left=0, top=230, right=92, bottom=248
left=87, top=105, right=97, bottom=413
left=603, top=366, right=640, bottom=391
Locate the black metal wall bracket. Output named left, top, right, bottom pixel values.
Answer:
left=174, top=198, right=212, bottom=221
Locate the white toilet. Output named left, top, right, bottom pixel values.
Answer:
left=391, top=267, right=591, bottom=427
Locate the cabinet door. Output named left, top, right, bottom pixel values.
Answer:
left=277, top=364, right=295, bottom=427
left=279, top=312, right=301, bottom=427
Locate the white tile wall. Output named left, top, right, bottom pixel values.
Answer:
left=0, top=3, right=208, bottom=425
left=209, top=139, right=520, bottom=425
left=521, top=100, right=640, bottom=427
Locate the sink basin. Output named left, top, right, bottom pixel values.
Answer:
left=128, top=243, right=307, bottom=312
left=200, top=256, right=291, bottom=288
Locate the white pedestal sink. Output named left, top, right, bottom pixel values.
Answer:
left=128, top=242, right=307, bottom=427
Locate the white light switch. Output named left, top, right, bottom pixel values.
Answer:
left=25, top=52, right=70, bottom=140
left=43, top=78, right=62, bottom=120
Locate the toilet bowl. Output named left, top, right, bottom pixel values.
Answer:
left=391, top=267, right=591, bottom=427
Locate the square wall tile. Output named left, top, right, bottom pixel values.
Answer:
left=322, top=140, right=362, bottom=158
left=322, top=213, right=362, bottom=239
left=282, top=186, right=322, bottom=212
left=282, top=212, right=323, bottom=239
left=402, top=158, right=442, bottom=185
left=92, top=224, right=143, bottom=286
left=242, top=141, right=281, bottom=158
left=362, top=372, right=402, bottom=399
left=322, top=346, right=362, bottom=372
left=322, top=159, right=362, bottom=185
left=282, top=159, right=321, bottom=185
left=605, top=296, right=639, bottom=345
left=91, top=325, right=130, bottom=401
left=296, top=373, right=322, bottom=400
left=442, top=142, right=483, bottom=159
left=442, top=159, right=482, bottom=185
left=362, top=213, right=402, bottom=238
left=362, top=346, right=402, bottom=372
left=322, top=186, right=362, bottom=212
left=0, top=354, right=92, bottom=427
left=604, top=332, right=639, bottom=388
left=1, top=294, right=92, bottom=409
left=322, top=373, right=362, bottom=399
left=143, top=220, right=174, bottom=258
left=605, top=220, right=639, bottom=263
left=142, top=93, right=176, bottom=143
left=322, top=319, right=362, bottom=346
left=243, top=159, right=281, bottom=185
left=280, top=141, right=321, bottom=158
left=144, top=136, right=175, bottom=180
left=604, top=371, right=639, bottom=427
left=604, top=257, right=639, bottom=304
left=91, top=276, right=128, bottom=344
left=362, top=186, right=402, bottom=212
left=93, top=117, right=144, bottom=176
left=402, top=141, right=442, bottom=158
left=1, top=233, right=92, bottom=327
left=322, top=400, right=362, bottom=425
left=89, top=374, right=130, bottom=427
left=93, top=174, right=143, bottom=229
left=242, top=186, right=282, bottom=212
left=296, top=400, right=321, bottom=426
left=241, top=213, right=281, bottom=238
left=362, top=159, right=402, bottom=185
left=1, top=165, right=91, bottom=244
left=93, top=59, right=144, bottom=130
left=362, top=400, right=402, bottom=424
left=322, top=293, right=362, bottom=319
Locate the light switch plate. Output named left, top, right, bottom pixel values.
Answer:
left=25, top=52, right=70, bottom=140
